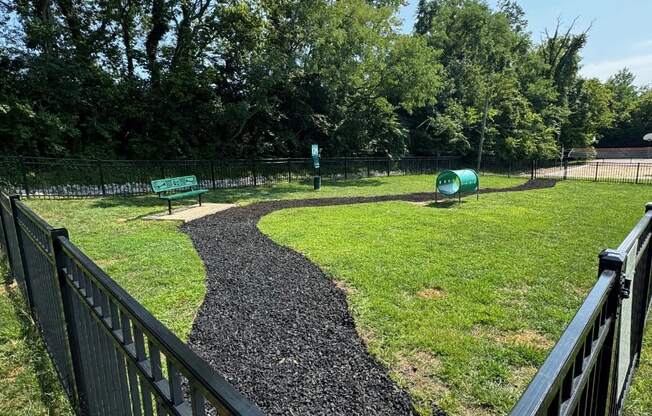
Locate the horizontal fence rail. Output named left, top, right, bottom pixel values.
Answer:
left=510, top=205, right=652, bottom=416
left=0, top=192, right=264, bottom=416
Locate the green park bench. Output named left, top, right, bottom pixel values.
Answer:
left=151, top=175, right=209, bottom=215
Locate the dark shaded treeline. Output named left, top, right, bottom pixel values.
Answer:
left=0, top=0, right=650, bottom=161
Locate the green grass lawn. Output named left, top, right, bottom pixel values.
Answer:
left=258, top=180, right=652, bottom=415
left=24, top=174, right=523, bottom=339
left=0, top=265, right=73, bottom=416
left=4, top=174, right=650, bottom=415
left=204, top=174, right=526, bottom=204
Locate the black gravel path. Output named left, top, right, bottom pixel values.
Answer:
left=181, top=179, right=556, bottom=416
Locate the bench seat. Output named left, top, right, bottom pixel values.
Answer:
left=159, top=189, right=208, bottom=201
left=151, top=175, right=209, bottom=214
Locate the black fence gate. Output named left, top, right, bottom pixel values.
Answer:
left=0, top=192, right=263, bottom=416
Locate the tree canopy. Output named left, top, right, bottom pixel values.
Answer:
left=0, top=0, right=648, bottom=160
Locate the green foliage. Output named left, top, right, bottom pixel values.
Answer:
left=0, top=0, right=637, bottom=159
left=598, top=70, right=652, bottom=148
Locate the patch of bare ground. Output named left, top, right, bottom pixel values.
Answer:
left=508, top=365, right=538, bottom=392
left=392, top=351, right=450, bottom=415
left=417, top=287, right=445, bottom=300
left=473, top=325, right=553, bottom=350
left=333, top=279, right=358, bottom=295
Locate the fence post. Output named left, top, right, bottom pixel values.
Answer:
left=563, top=159, right=568, bottom=180
left=594, top=162, right=600, bottom=182
left=210, top=160, right=217, bottom=189
left=19, top=156, right=30, bottom=198
left=287, top=160, right=292, bottom=183
left=344, top=158, right=348, bottom=180
left=530, top=160, right=535, bottom=180
left=252, top=160, right=257, bottom=187
left=635, top=163, right=640, bottom=184
left=98, top=161, right=107, bottom=196
left=50, top=228, right=84, bottom=413
left=386, top=159, right=391, bottom=177
left=9, top=195, right=33, bottom=310
left=596, top=249, right=626, bottom=413
left=0, top=200, right=14, bottom=284
left=366, top=161, right=370, bottom=178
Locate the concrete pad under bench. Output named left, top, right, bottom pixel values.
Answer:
left=144, top=203, right=236, bottom=223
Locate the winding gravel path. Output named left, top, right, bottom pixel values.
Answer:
left=181, top=179, right=556, bottom=416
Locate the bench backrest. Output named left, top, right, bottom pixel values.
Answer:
left=151, top=175, right=199, bottom=193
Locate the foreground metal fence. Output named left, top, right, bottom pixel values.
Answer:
left=0, top=156, right=461, bottom=198
left=510, top=204, right=652, bottom=416
left=0, top=192, right=263, bottom=416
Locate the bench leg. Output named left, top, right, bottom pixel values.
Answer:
left=199, top=194, right=202, bottom=207
left=168, top=200, right=172, bottom=215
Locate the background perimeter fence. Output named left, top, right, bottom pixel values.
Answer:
left=0, top=156, right=461, bottom=198
left=3, top=156, right=652, bottom=199
left=0, top=191, right=264, bottom=416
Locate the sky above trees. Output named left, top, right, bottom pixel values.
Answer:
left=400, top=0, right=652, bottom=86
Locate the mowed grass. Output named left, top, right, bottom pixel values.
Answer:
left=26, top=197, right=207, bottom=339
left=258, top=181, right=652, bottom=415
left=0, top=265, right=73, bottom=415
left=25, top=174, right=522, bottom=340
left=204, top=174, right=526, bottom=204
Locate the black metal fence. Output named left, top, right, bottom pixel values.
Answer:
left=510, top=204, right=652, bottom=416
left=0, top=156, right=462, bottom=198
left=5, top=156, right=652, bottom=199
left=531, top=159, right=652, bottom=184
left=0, top=192, right=264, bottom=416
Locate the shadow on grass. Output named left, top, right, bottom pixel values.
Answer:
left=89, top=195, right=162, bottom=209
left=1, top=279, right=73, bottom=415
left=424, top=199, right=472, bottom=209
left=83, top=177, right=389, bottom=210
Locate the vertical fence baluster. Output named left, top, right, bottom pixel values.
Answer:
left=51, top=229, right=84, bottom=412
left=99, top=161, right=107, bottom=196
left=9, top=196, right=33, bottom=310
left=190, top=385, right=206, bottom=415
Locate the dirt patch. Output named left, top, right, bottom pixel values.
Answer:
left=508, top=365, right=538, bottom=392
left=503, top=330, right=554, bottom=350
left=417, top=287, right=445, bottom=300
left=474, top=325, right=553, bottom=350
left=394, top=351, right=448, bottom=416
left=333, top=279, right=358, bottom=295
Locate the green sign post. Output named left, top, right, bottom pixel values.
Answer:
left=312, top=144, right=321, bottom=190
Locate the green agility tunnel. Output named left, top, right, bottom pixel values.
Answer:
left=436, top=169, right=479, bottom=196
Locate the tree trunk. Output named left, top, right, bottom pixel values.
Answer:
left=145, top=0, right=169, bottom=84
left=476, top=95, right=490, bottom=171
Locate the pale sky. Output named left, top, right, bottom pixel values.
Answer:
left=399, top=0, right=652, bottom=87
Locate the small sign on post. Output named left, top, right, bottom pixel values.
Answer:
left=312, top=144, right=320, bottom=169
left=312, top=144, right=321, bottom=190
